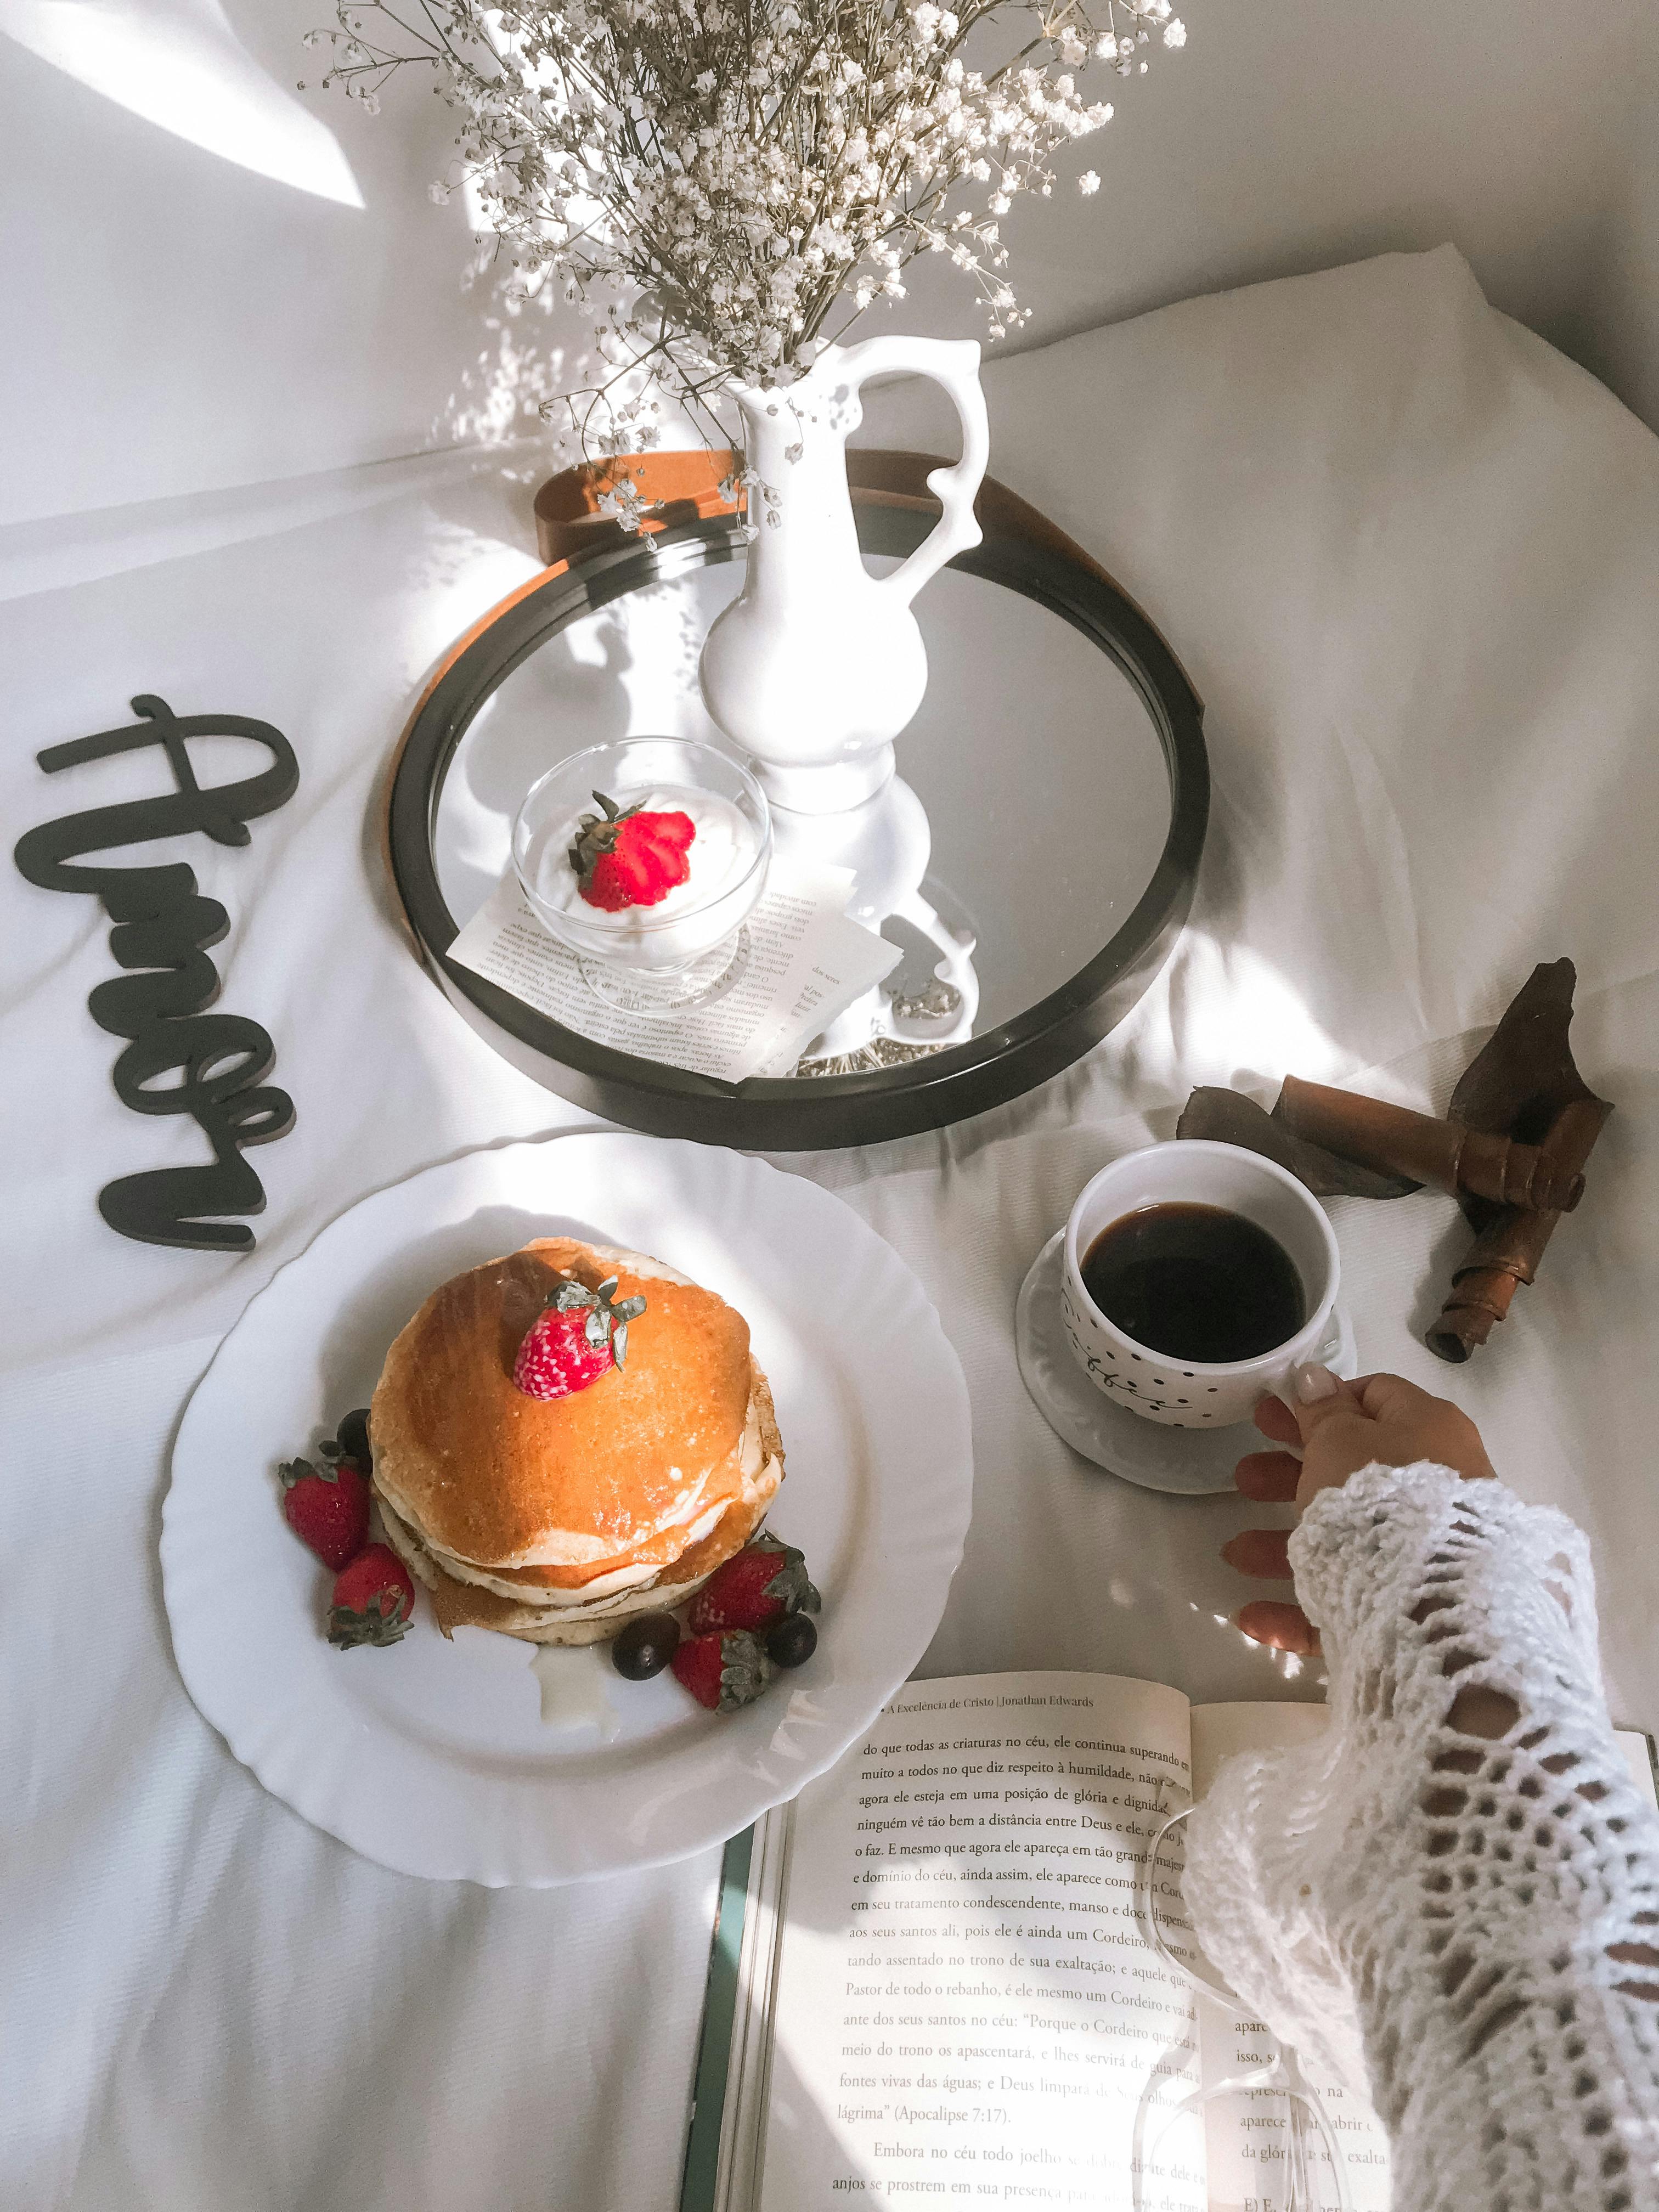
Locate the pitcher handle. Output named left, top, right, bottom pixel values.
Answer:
left=834, top=335, right=990, bottom=607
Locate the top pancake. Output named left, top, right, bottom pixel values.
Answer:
left=370, top=1238, right=755, bottom=1567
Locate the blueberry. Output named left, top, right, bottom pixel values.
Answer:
left=612, top=1612, right=681, bottom=1681
left=766, top=1613, right=817, bottom=1669
left=336, top=1408, right=372, bottom=1466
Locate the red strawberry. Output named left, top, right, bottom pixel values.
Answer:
left=569, top=791, right=696, bottom=912
left=279, top=1451, right=371, bottom=1569
left=671, top=1628, right=775, bottom=1713
left=687, top=1532, right=820, bottom=1637
left=328, top=1543, right=415, bottom=1649
left=514, top=1273, right=647, bottom=1400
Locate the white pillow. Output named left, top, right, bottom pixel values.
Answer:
left=860, top=244, right=1659, bottom=1092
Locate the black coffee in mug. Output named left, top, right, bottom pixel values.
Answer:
left=1080, top=1201, right=1306, bottom=1363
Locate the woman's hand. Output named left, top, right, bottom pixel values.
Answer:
left=1223, top=1368, right=1496, bottom=1654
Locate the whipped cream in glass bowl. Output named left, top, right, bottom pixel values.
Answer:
left=512, top=737, right=771, bottom=1012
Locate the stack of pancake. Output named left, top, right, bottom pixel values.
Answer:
left=371, top=1237, right=783, bottom=1645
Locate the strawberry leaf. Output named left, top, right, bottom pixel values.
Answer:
left=328, top=1601, right=411, bottom=1651
left=546, top=1273, right=647, bottom=1363
left=716, top=1630, right=775, bottom=1711
left=757, top=1534, right=820, bottom=1615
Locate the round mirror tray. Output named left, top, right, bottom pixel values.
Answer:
left=386, top=459, right=1207, bottom=1149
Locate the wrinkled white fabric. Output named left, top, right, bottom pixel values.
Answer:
left=1186, top=1465, right=1659, bottom=2212
left=9, top=245, right=1659, bottom=2210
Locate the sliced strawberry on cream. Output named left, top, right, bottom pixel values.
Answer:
left=569, top=790, right=696, bottom=911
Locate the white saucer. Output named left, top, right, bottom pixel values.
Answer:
left=1014, top=1231, right=1358, bottom=1496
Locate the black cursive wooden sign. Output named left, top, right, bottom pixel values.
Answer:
left=14, top=694, right=301, bottom=1252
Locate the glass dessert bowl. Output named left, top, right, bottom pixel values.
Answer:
left=512, top=736, right=772, bottom=1013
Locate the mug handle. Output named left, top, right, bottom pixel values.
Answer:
left=1268, top=1316, right=1346, bottom=1417
left=833, top=335, right=990, bottom=607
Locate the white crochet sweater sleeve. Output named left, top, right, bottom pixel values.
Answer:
left=1182, top=1462, right=1659, bottom=2212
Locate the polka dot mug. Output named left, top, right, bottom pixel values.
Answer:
left=1060, top=1139, right=1342, bottom=1430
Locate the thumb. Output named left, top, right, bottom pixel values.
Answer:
left=1288, top=1364, right=1373, bottom=1448
left=1284, top=1365, right=1384, bottom=1504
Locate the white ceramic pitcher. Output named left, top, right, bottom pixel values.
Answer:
left=698, top=335, right=990, bottom=815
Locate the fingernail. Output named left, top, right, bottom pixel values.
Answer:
left=1294, top=1362, right=1339, bottom=1404
left=1237, top=1601, right=1322, bottom=1657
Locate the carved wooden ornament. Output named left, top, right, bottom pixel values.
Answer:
left=1176, top=960, right=1612, bottom=1363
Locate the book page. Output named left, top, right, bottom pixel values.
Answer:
left=755, top=1671, right=1209, bottom=2212
left=449, top=861, right=900, bottom=1081
left=1189, top=1705, right=1390, bottom=2212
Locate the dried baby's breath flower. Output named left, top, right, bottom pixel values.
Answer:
left=307, top=0, right=1187, bottom=462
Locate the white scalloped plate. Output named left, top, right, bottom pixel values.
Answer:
left=161, top=1133, right=972, bottom=1886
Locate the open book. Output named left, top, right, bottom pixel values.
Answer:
left=681, top=1671, right=1659, bottom=2212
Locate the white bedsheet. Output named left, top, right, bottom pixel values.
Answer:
left=5, top=244, right=1659, bottom=2210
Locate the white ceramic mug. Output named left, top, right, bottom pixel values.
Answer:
left=1060, top=1140, right=1342, bottom=1430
